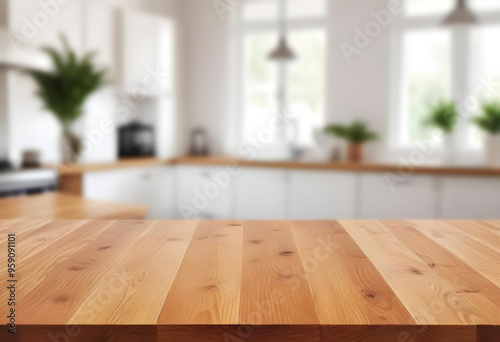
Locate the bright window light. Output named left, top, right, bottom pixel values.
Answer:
left=470, top=0, right=500, bottom=11
left=286, top=0, right=327, bottom=19
left=401, top=29, right=452, bottom=144
left=289, top=30, right=326, bottom=145
left=242, top=32, right=279, bottom=138
left=242, top=1, right=279, bottom=22
left=404, top=0, right=454, bottom=16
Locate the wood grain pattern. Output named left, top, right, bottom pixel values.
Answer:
left=290, top=220, right=415, bottom=325
left=381, top=221, right=500, bottom=324
left=239, top=221, right=319, bottom=325
left=0, top=193, right=149, bottom=219
left=0, top=220, right=498, bottom=342
left=158, top=220, right=244, bottom=325
left=410, top=220, right=500, bottom=288
left=340, top=220, right=487, bottom=325
left=68, top=220, right=199, bottom=324
left=18, top=220, right=153, bottom=324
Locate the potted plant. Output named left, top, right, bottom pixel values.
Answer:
left=425, top=101, right=459, bottom=164
left=425, top=101, right=459, bottom=134
left=27, top=36, right=106, bottom=164
left=325, top=121, right=378, bottom=162
left=473, top=101, right=500, bottom=166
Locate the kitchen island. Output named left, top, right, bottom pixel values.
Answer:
left=0, top=193, right=149, bottom=219
left=1, top=220, right=499, bottom=341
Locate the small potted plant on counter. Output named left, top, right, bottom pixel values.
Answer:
left=473, top=101, right=500, bottom=166
left=27, top=36, right=106, bottom=164
left=325, top=121, right=378, bottom=162
left=425, top=100, right=459, bottom=164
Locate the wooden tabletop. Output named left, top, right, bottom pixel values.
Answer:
left=0, top=193, right=149, bottom=220
left=1, top=220, right=499, bottom=341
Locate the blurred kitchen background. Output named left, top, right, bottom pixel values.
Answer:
left=1, top=0, right=500, bottom=220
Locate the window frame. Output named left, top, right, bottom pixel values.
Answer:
left=391, top=2, right=500, bottom=153
left=234, top=0, right=330, bottom=148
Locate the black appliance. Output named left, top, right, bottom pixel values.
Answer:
left=118, top=121, right=155, bottom=158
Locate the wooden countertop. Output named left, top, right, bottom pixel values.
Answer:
left=56, top=156, right=500, bottom=177
left=0, top=193, right=149, bottom=220
left=2, top=220, right=499, bottom=341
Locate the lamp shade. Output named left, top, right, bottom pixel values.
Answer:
left=268, top=37, right=296, bottom=61
left=443, top=0, right=478, bottom=25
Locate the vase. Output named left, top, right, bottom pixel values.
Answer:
left=61, top=126, right=81, bottom=164
left=443, top=135, right=456, bottom=165
left=485, top=135, right=500, bottom=166
left=347, top=143, right=363, bottom=163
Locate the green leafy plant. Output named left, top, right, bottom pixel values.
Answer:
left=473, top=101, right=500, bottom=134
left=325, top=121, right=378, bottom=144
left=27, top=36, right=106, bottom=162
left=28, top=36, right=106, bottom=124
left=425, top=101, right=459, bottom=134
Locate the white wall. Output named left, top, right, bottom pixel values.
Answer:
left=328, top=0, right=394, bottom=162
left=182, top=0, right=233, bottom=155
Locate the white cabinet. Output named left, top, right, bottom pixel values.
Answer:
left=174, top=165, right=234, bottom=220
left=359, top=173, right=438, bottom=219
left=440, top=177, right=500, bottom=219
left=234, top=168, right=288, bottom=219
left=83, top=166, right=173, bottom=219
left=289, top=170, right=356, bottom=219
left=120, top=10, right=174, bottom=95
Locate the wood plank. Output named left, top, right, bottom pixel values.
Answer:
left=339, top=220, right=487, bottom=325
left=18, top=220, right=153, bottom=324
left=382, top=220, right=500, bottom=324
left=1, top=220, right=114, bottom=311
left=14, top=325, right=157, bottom=342
left=239, top=221, right=319, bottom=325
left=320, top=325, right=418, bottom=342
left=0, top=219, right=51, bottom=242
left=443, top=220, right=500, bottom=253
left=290, top=220, right=415, bottom=325
left=409, top=220, right=500, bottom=289
left=473, top=220, right=500, bottom=236
left=158, top=220, right=244, bottom=325
left=158, top=325, right=320, bottom=342
left=68, top=220, right=199, bottom=324
left=12, top=220, right=88, bottom=260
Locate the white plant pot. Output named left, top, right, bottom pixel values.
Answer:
left=485, top=135, right=500, bottom=166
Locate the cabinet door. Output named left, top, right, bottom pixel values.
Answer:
left=120, top=10, right=174, bottom=95
left=235, top=168, right=287, bottom=220
left=135, top=167, right=173, bottom=219
left=174, top=166, right=234, bottom=220
left=289, top=170, right=356, bottom=219
left=441, top=177, right=500, bottom=219
left=83, top=166, right=172, bottom=219
left=359, top=173, right=438, bottom=219
left=84, top=168, right=138, bottom=204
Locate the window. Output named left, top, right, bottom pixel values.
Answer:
left=242, top=32, right=279, bottom=137
left=394, top=1, right=500, bottom=151
left=238, top=0, right=327, bottom=148
left=400, top=29, right=452, bottom=144
left=404, top=0, right=454, bottom=16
